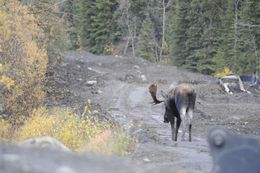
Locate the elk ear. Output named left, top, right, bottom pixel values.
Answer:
left=161, top=90, right=167, bottom=99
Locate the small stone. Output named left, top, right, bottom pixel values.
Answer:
left=97, top=90, right=103, bottom=94
left=55, top=166, right=76, bottom=173
left=133, top=65, right=140, bottom=69
left=86, top=80, right=97, bottom=86
left=92, top=110, right=99, bottom=115
left=140, top=75, right=147, bottom=82
left=3, top=154, right=20, bottom=162
left=143, top=157, right=151, bottom=162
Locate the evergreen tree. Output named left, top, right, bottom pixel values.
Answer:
left=128, top=0, right=148, bottom=33
left=76, top=0, right=120, bottom=54
left=77, top=0, right=96, bottom=49
left=237, top=0, right=260, bottom=73
left=136, top=15, right=158, bottom=62
left=186, top=0, right=224, bottom=74
left=63, top=0, right=79, bottom=50
left=170, top=0, right=191, bottom=66
left=214, top=0, right=236, bottom=72
left=91, top=0, right=120, bottom=54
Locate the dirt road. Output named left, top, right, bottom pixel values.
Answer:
left=47, top=51, right=260, bottom=173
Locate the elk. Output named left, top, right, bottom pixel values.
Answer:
left=149, top=83, right=196, bottom=141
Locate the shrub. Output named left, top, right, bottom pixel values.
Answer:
left=10, top=106, right=136, bottom=155
left=0, top=118, right=11, bottom=141
left=0, top=0, right=48, bottom=124
left=83, top=128, right=137, bottom=155
left=214, top=67, right=233, bottom=78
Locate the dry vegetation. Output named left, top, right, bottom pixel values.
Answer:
left=0, top=105, right=136, bottom=155
left=0, top=0, right=136, bottom=156
left=0, top=0, right=47, bottom=125
left=214, top=67, right=234, bottom=78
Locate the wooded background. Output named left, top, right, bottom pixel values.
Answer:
left=3, top=0, right=260, bottom=76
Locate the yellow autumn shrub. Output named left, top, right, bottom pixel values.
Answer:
left=0, top=118, right=11, bottom=141
left=13, top=106, right=136, bottom=155
left=214, top=67, right=233, bottom=78
left=83, top=128, right=137, bottom=155
left=0, top=0, right=48, bottom=123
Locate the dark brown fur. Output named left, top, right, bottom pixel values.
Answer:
left=149, top=83, right=196, bottom=141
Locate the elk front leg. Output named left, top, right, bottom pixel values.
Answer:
left=189, top=124, right=192, bottom=142
left=170, top=118, right=175, bottom=141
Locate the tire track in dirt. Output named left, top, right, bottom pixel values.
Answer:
left=47, top=51, right=260, bottom=172
left=96, top=78, right=212, bottom=172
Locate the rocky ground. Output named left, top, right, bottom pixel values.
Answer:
left=1, top=51, right=260, bottom=173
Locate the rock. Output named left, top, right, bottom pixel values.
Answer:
left=139, top=75, right=147, bottom=82
left=18, top=136, right=71, bottom=152
left=86, top=80, right=97, bottom=86
left=2, top=154, right=20, bottom=163
left=133, top=65, right=140, bottom=69
left=92, top=110, right=99, bottom=115
left=55, top=166, right=76, bottom=173
left=143, top=157, right=151, bottom=162
left=0, top=142, right=141, bottom=173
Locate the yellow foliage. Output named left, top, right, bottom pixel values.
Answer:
left=0, top=118, right=11, bottom=141
left=0, top=0, right=48, bottom=120
left=214, top=67, right=233, bottom=78
left=83, top=128, right=137, bottom=155
left=0, top=75, right=15, bottom=90
left=12, top=106, right=136, bottom=155
left=104, top=43, right=115, bottom=54
left=18, top=107, right=57, bottom=139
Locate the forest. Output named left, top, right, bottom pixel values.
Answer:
left=64, top=0, right=260, bottom=75
left=2, top=0, right=257, bottom=75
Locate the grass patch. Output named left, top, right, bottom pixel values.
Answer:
left=0, top=105, right=136, bottom=155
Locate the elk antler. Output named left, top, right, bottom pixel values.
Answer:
left=149, top=83, right=163, bottom=104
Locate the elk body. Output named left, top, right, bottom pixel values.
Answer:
left=149, top=83, right=196, bottom=141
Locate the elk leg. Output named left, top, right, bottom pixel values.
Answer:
left=180, top=108, right=187, bottom=141
left=164, top=110, right=169, bottom=123
left=187, top=109, right=193, bottom=142
left=170, top=118, right=175, bottom=141
left=175, top=117, right=181, bottom=141
left=189, top=124, right=192, bottom=142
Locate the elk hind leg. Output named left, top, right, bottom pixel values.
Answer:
left=187, top=109, right=193, bottom=142
left=180, top=108, right=187, bottom=141
left=175, top=116, right=181, bottom=141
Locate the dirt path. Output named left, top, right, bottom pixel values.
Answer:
left=48, top=51, right=260, bottom=173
